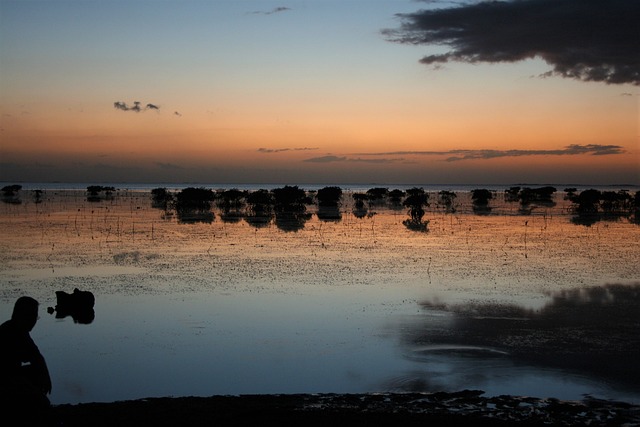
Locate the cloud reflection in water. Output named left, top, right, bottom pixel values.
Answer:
left=394, top=283, right=640, bottom=399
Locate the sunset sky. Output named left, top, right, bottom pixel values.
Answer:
left=1, top=0, right=638, bottom=185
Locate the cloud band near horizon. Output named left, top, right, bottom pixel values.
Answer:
left=304, top=144, right=625, bottom=163
left=384, top=0, right=640, bottom=86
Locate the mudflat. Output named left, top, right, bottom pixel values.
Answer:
left=1, top=188, right=639, bottom=409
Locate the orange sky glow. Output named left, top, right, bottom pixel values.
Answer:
left=1, top=1, right=638, bottom=185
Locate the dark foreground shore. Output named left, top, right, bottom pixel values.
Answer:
left=52, top=391, right=640, bottom=426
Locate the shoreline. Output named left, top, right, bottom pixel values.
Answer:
left=3, top=182, right=640, bottom=194
left=53, top=391, right=640, bottom=426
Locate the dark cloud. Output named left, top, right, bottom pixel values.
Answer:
left=357, top=144, right=625, bottom=161
left=249, top=7, right=291, bottom=15
left=113, top=101, right=160, bottom=113
left=384, top=0, right=640, bottom=85
left=444, top=144, right=625, bottom=161
left=258, top=147, right=318, bottom=153
left=113, top=101, right=129, bottom=111
left=304, top=155, right=347, bottom=163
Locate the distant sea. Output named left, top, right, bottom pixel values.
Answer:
left=2, top=182, right=639, bottom=193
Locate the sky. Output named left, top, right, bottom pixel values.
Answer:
left=0, top=0, right=638, bottom=185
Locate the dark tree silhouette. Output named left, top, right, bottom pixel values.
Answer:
left=32, top=190, right=43, bottom=204
left=600, top=190, right=633, bottom=214
left=316, top=186, right=343, bottom=207
left=352, top=193, right=369, bottom=219
left=86, top=186, right=115, bottom=202
left=175, top=187, right=215, bottom=223
left=217, top=189, right=247, bottom=223
left=1, top=184, right=22, bottom=204
left=563, top=187, right=578, bottom=200
left=389, top=189, right=405, bottom=201
left=245, top=189, right=274, bottom=228
left=509, top=186, right=557, bottom=215
left=518, top=187, right=556, bottom=207
left=570, top=189, right=601, bottom=215
left=437, top=190, right=457, bottom=213
left=1, top=184, right=21, bottom=196
left=388, top=189, right=406, bottom=210
left=272, top=186, right=309, bottom=212
left=402, top=187, right=429, bottom=231
left=366, top=187, right=388, bottom=207
left=471, top=189, right=492, bottom=205
left=471, top=189, right=493, bottom=215
left=247, top=189, right=274, bottom=207
left=505, top=186, right=521, bottom=202
left=217, top=189, right=247, bottom=211
left=568, top=189, right=635, bottom=226
left=316, top=186, right=343, bottom=221
left=151, top=188, right=174, bottom=210
left=271, top=186, right=312, bottom=231
left=633, top=191, right=640, bottom=225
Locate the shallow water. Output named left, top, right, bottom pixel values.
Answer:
left=1, top=190, right=639, bottom=404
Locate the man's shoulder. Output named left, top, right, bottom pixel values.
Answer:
left=0, top=319, right=18, bottom=335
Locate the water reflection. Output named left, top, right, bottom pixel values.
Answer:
left=177, top=211, right=214, bottom=224
left=317, top=206, right=342, bottom=222
left=219, top=211, right=243, bottom=224
left=400, top=283, right=640, bottom=394
left=274, top=211, right=312, bottom=232
left=244, top=212, right=273, bottom=228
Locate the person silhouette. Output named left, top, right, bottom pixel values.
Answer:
left=0, top=296, right=53, bottom=424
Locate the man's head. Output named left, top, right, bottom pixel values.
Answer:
left=12, top=296, right=40, bottom=331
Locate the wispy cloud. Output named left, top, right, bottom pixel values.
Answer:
left=113, top=101, right=160, bottom=113
left=303, top=155, right=404, bottom=164
left=248, top=6, right=291, bottom=15
left=258, top=147, right=318, bottom=153
left=384, top=0, right=640, bottom=85
left=357, top=144, right=625, bottom=162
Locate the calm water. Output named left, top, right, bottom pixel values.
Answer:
left=1, top=186, right=639, bottom=405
